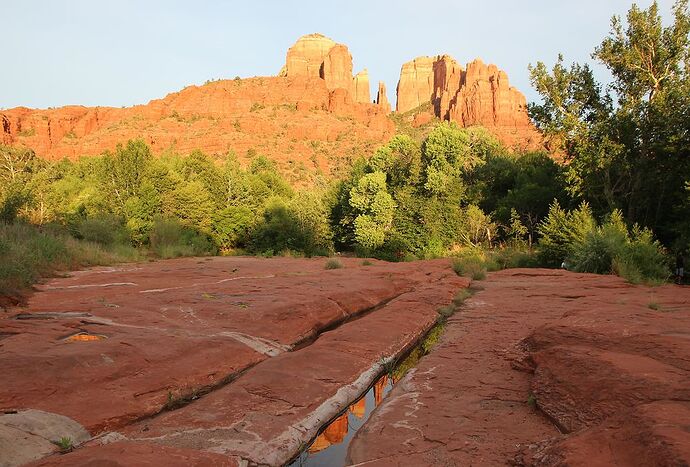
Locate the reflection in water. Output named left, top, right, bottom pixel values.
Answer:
left=290, top=374, right=393, bottom=466
left=64, top=332, right=107, bottom=342
left=289, top=323, right=444, bottom=467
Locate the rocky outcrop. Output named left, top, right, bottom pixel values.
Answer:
left=353, top=70, right=371, bottom=104
left=0, top=34, right=544, bottom=166
left=376, top=81, right=391, bottom=113
left=396, top=57, right=436, bottom=114
left=322, top=44, right=354, bottom=93
left=1, top=257, right=468, bottom=466
left=281, top=33, right=336, bottom=79
left=0, top=34, right=394, bottom=175
left=396, top=55, right=543, bottom=150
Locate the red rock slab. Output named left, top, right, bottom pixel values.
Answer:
left=97, top=266, right=467, bottom=466
left=348, top=269, right=565, bottom=466
left=348, top=269, right=690, bottom=466
left=525, top=401, right=690, bottom=466
left=27, top=441, right=237, bottom=467
left=523, top=281, right=690, bottom=433
left=0, top=257, right=448, bottom=435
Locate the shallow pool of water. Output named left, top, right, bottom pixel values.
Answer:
left=288, top=322, right=445, bottom=466
left=288, top=374, right=393, bottom=467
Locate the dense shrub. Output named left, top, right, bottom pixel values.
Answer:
left=452, top=249, right=496, bottom=280
left=537, top=201, right=595, bottom=267
left=489, top=245, right=539, bottom=269
left=538, top=205, right=669, bottom=283
left=76, top=214, right=129, bottom=246
left=149, top=218, right=217, bottom=259
left=250, top=196, right=333, bottom=257
left=0, top=222, right=140, bottom=296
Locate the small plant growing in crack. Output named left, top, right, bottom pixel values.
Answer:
left=527, top=393, right=537, bottom=410
left=436, top=304, right=455, bottom=322
left=165, top=390, right=177, bottom=409
left=53, top=436, right=73, bottom=453
left=325, top=258, right=343, bottom=270
left=379, top=355, right=397, bottom=377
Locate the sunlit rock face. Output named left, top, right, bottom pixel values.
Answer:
left=396, top=55, right=543, bottom=150
left=281, top=33, right=336, bottom=79
left=376, top=81, right=391, bottom=113
left=0, top=33, right=394, bottom=174
left=353, top=70, right=371, bottom=104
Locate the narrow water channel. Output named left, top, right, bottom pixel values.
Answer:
left=287, top=322, right=445, bottom=467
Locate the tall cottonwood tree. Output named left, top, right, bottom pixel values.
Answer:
left=529, top=0, right=690, bottom=246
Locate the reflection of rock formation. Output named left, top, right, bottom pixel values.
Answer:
left=306, top=374, right=395, bottom=455
left=350, top=397, right=366, bottom=418
left=307, top=412, right=349, bottom=453
left=374, top=375, right=389, bottom=406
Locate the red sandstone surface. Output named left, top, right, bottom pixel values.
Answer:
left=0, top=256, right=466, bottom=466
left=347, top=269, right=690, bottom=466
left=2, top=264, right=689, bottom=466
left=1, top=34, right=544, bottom=171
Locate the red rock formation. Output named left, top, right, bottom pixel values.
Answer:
left=0, top=34, right=544, bottom=167
left=353, top=70, right=371, bottom=104
left=376, top=81, right=391, bottom=113
left=0, top=34, right=394, bottom=176
left=322, top=44, right=354, bottom=93
left=348, top=269, right=690, bottom=466
left=281, top=33, right=335, bottom=79
left=396, top=57, right=435, bottom=114
left=396, top=55, right=543, bottom=150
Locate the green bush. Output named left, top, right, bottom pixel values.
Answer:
left=539, top=206, right=669, bottom=284
left=250, top=196, right=333, bottom=257
left=0, top=222, right=141, bottom=297
left=76, top=214, right=129, bottom=245
left=490, top=245, right=539, bottom=269
left=325, top=258, right=343, bottom=270
left=452, top=249, right=494, bottom=279
left=537, top=201, right=595, bottom=267
left=615, top=227, right=669, bottom=284
left=149, top=218, right=217, bottom=259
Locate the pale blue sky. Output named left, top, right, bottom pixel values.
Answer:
left=1, top=0, right=676, bottom=110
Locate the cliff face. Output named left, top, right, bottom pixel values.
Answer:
left=396, top=55, right=543, bottom=150
left=396, top=56, right=436, bottom=114
left=1, top=34, right=544, bottom=169
left=353, top=70, right=371, bottom=104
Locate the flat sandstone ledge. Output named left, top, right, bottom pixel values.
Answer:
left=346, top=269, right=690, bottom=466
left=1, top=257, right=467, bottom=466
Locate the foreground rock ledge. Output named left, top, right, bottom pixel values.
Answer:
left=0, top=257, right=467, bottom=466
left=347, top=269, right=690, bottom=466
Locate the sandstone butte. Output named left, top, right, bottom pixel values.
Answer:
left=396, top=54, right=543, bottom=149
left=1, top=34, right=543, bottom=174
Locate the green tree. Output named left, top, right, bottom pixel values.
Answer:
left=100, top=140, right=153, bottom=212
left=421, top=122, right=485, bottom=195
left=349, top=172, right=395, bottom=250
left=529, top=1, right=690, bottom=245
